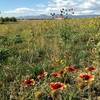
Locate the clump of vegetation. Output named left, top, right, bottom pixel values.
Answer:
left=0, top=17, right=17, bottom=24
left=0, top=18, right=100, bottom=100
left=0, top=48, right=10, bottom=63
left=14, top=34, right=23, bottom=44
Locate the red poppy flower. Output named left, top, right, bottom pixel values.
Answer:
left=23, top=79, right=35, bottom=87
left=64, top=66, right=78, bottom=73
left=51, top=72, right=61, bottom=78
left=79, top=74, right=94, bottom=81
left=86, top=67, right=96, bottom=72
left=50, top=82, right=66, bottom=92
left=37, top=71, right=48, bottom=80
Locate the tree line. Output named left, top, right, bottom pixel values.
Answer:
left=0, top=17, right=17, bottom=23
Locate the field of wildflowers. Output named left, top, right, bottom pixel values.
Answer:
left=0, top=18, right=100, bottom=100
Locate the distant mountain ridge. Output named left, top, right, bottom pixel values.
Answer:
left=17, top=14, right=100, bottom=20
left=17, top=14, right=52, bottom=20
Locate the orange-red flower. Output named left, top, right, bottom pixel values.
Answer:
left=76, top=74, right=95, bottom=89
left=64, top=66, right=78, bottom=73
left=49, top=82, right=66, bottom=92
left=79, top=74, right=94, bottom=81
left=37, top=71, right=48, bottom=80
left=86, top=67, right=96, bottom=72
left=51, top=72, right=61, bottom=78
left=23, top=79, right=35, bottom=87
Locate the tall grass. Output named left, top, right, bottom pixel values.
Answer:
left=0, top=18, right=100, bottom=100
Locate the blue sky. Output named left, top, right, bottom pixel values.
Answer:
left=0, top=0, right=48, bottom=10
left=0, top=0, right=100, bottom=17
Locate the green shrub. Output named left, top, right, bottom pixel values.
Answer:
left=14, top=34, right=23, bottom=44
left=0, top=48, right=10, bottom=63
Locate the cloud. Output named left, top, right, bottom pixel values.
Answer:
left=1, top=0, right=100, bottom=17
left=2, top=7, right=45, bottom=17
left=4, top=8, right=34, bottom=14
left=48, top=0, right=100, bottom=15
left=77, top=0, right=100, bottom=15
left=54, top=0, right=100, bottom=14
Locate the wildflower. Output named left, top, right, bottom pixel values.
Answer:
left=76, top=74, right=95, bottom=90
left=64, top=65, right=78, bottom=73
left=76, top=77, right=87, bottom=90
left=79, top=74, right=94, bottom=81
left=34, top=91, right=43, bottom=99
left=86, top=67, right=96, bottom=72
left=60, top=59, right=64, bottom=64
left=51, top=59, right=61, bottom=67
left=37, top=71, right=48, bottom=80
left=23, top=79, right=35, bottom=87
left=59, top=69, right=64, bottom=75
left=49, top=82, right=66, bottom=92
left=51, top=72, right=61, bottom=78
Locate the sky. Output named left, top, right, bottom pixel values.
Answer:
left=0, top=0, right=100, bottom=17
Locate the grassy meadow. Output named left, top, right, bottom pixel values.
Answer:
left=0, top=18, right=100, bottom=100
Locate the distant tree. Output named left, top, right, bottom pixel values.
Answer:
left=4, top=17, right=10, bottom=22
left=0, top=17, right=17, bottom=23
left=0, top=17, right=5, bottom=24
left=10, top=17, right=17, bottom=22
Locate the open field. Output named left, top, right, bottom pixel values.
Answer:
left=0, top=18, right=100, bottom=100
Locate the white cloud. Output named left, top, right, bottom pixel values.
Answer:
left=4, top=8, right=34, bottom=14
left=0, top=0, right=100, bottom=17
left=15, top=8, right=34, bottom=13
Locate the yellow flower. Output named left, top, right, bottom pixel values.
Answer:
left=60, top=60, right=64, bottom=64
left=34, top=91, right=43, bottom=98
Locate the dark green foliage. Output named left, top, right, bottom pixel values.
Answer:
left=4, top=17, right=9, bottom=22
left=0, top=17, right=17, bottom=23
left=60, top=26, right=72, bottom=44
left=0, top=48, right=10, bottom=63
left=33, top=48, right=46, bottom=64
left=0, top=17, right=5, bottom=24
left=14, top=34, right=23, bottom=44
left=9, top=17, right=17, bottom=22
left=29, top=64, right=44, bottom=79
left=0, top=35, right=10, bottom=46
